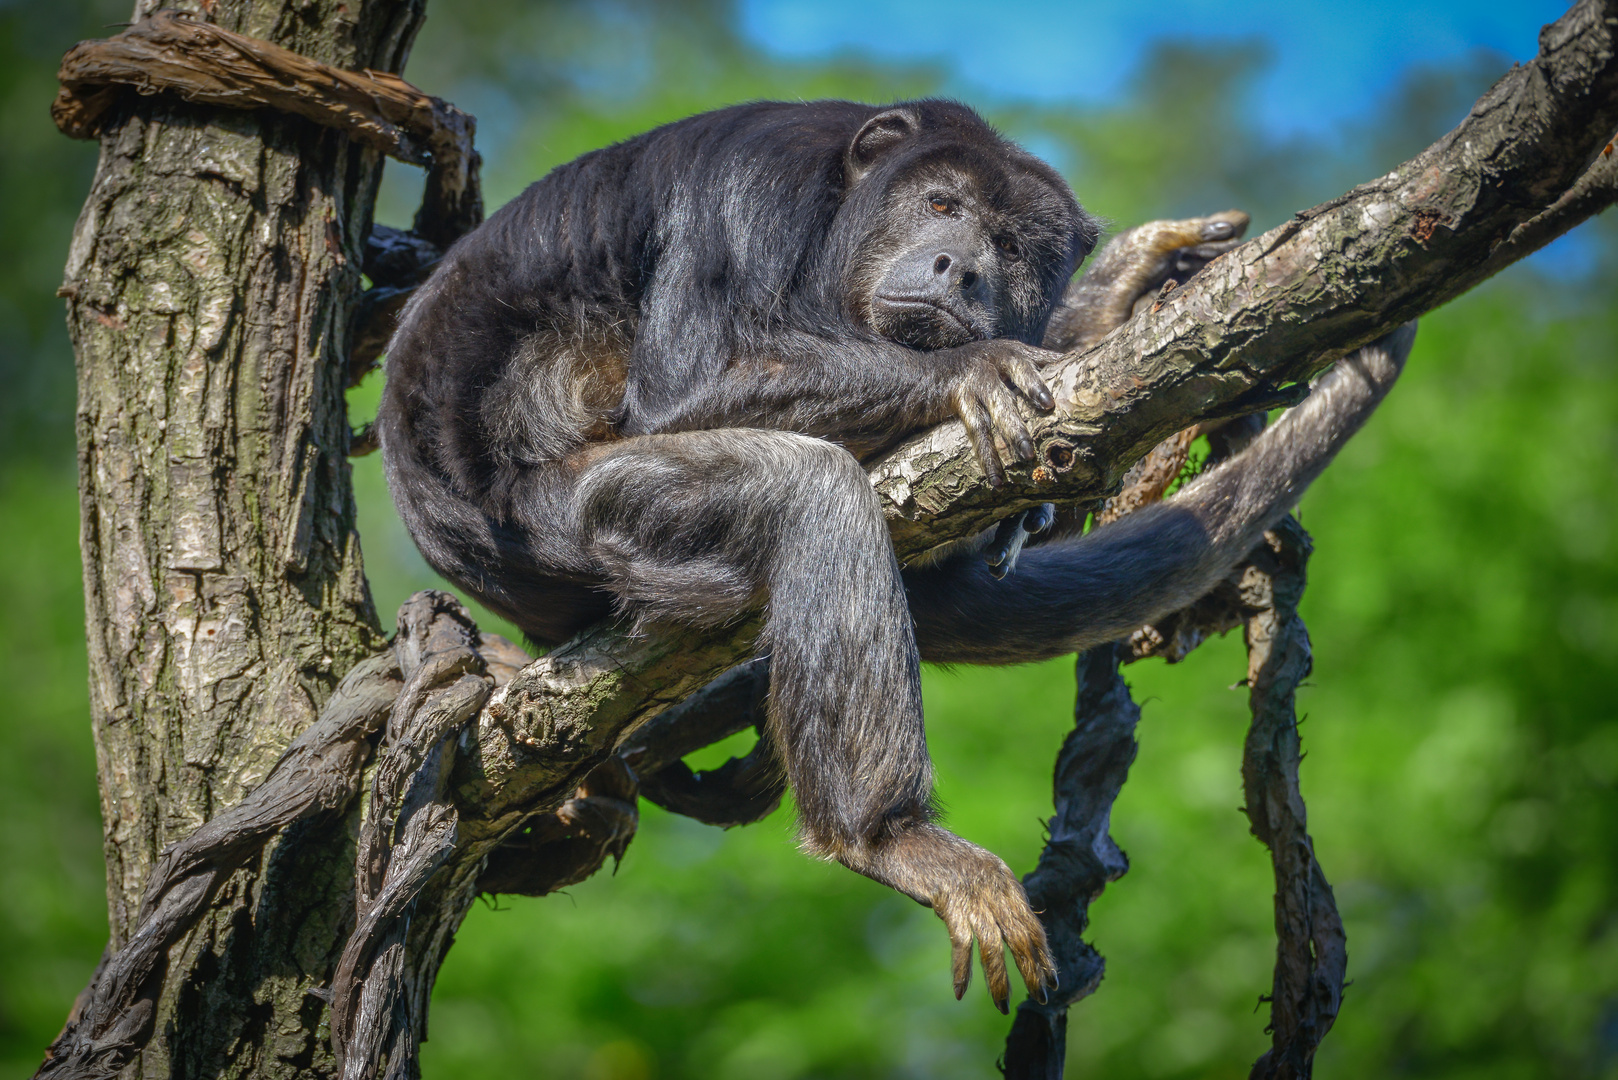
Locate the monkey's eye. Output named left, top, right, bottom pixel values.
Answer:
left=996, top=236, right=1021, bottom=260
left=928, top=196, right=952, bottom=215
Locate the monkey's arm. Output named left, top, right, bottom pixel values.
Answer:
left=906, top=323, right=1416, bottom=663
left=962, top=211, right=1253, bottom=572
left=624, top=332, right=1057, bottom=487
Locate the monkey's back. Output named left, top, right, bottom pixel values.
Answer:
left=375, top=101, right=892, bottom=642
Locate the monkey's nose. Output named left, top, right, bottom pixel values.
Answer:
left=932, top=251, right=980, bottom=291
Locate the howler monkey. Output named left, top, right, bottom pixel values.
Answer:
left=378, top=99, right=1413, bottom=1011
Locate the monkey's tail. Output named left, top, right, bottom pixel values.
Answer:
left=906, top=323, right=1417, bottom=665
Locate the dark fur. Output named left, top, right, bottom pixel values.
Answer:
left=378, top=98, right=1412, bottom=1007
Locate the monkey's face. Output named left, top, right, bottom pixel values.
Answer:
left=839, top=105, right=1098, bottom=351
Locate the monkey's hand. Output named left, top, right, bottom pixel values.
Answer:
left=941, top=340, right=1058, bottom=487
left=1044, top=209, right=1251, bottom=352
left=832, top=822, right=1057, bottom=1012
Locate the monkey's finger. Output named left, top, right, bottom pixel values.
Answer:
left=985, top=386, right=1036, bottom=462
left=998, top=356, right=1055, bottom=411
left=1024, top=503, right=1055, bottom=535
left=976, top=919, right=1012, bottom=1014
left=957, top=397, right=1007, bottom=488
left=946, top=915, right=974, bottom=1000
left=984, top=514, right=1034, bottom=577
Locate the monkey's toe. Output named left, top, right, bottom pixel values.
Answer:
left=933, top=859, right=1056, bottom=1010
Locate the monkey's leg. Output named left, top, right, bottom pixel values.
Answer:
left=568, top=430, right=1054, bottom=1009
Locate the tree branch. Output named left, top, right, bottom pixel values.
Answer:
left=53, top=9, right=481, bottom=244
left=463, top=0, right=1618, bottom=861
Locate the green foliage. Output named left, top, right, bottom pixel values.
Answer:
left=4, top=1, right=1615, bottom=1077
left=0, top=0, right=128, bottom=461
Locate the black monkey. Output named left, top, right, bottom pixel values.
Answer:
left=378, top=99, right=1412, bottom=1011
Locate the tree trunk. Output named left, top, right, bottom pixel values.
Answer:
left=61, top=1, right=424, bottom=1075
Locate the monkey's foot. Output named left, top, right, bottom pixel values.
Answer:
left=983, top=502, right=1055, bottom=579
left=931, top=845, right=1056, bottom=1012
left=826, top=823, right=1056, bottom=1010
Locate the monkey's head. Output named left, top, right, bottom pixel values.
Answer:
left=837, top=101, right=1100, bottom=351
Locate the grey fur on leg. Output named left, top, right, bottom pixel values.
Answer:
left=569, top=428, right=1059, bottom=1007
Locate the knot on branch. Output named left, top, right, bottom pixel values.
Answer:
left=476, top=757, right=642, bottom=896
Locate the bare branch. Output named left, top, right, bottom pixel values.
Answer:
left=332, top=593, right=492, bottom=1080
left=53, top=9, right=481, bottom=244
left=456, top=0, right=1618, bottom=895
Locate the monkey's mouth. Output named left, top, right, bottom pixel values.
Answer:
left=872, top=295, right=985, bottom=347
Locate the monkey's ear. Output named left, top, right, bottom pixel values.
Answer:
left=845, top=108, right=919, bottom=186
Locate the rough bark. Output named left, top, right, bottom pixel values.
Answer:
left=55, top=2, right=427, bottom=1076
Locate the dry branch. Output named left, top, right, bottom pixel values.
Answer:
left=53, top=9, right=481, bottom=245
left=467, top=0, right=1618, bottom=879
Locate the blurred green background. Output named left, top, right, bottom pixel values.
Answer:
left=3, top=1, right=1615, bottom=1077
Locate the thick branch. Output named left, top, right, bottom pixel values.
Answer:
left=54, top=9, right=481, bottom=244
left=457, top=0, right=1618, bottom=859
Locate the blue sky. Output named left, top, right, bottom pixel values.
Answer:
left=741, top=1, right=1570, bottom=139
